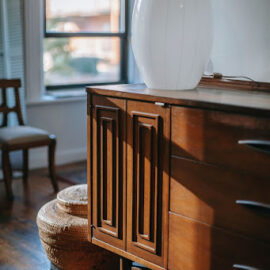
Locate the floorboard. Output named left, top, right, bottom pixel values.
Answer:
left=0, top=162, right=85, bottom=270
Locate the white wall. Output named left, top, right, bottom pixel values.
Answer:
left=26, top=99, right=87, bottom=169
left=211, top=0, right=270, bottom=82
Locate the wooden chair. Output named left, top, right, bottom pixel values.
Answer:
left=0, top=79, right=58, bottom=200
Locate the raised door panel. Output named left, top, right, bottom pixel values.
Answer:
left=90, top=95, right=126, bottom=249
left=133, top=112, right=159, bottom=254
left=127, top=101, right=170, bottom=268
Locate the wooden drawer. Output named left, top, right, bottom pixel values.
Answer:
left=171, top=106, right=270, bottom=178
left=168, top=212, right=270, bottom=270
left=170, top=156, right=270, bottom=243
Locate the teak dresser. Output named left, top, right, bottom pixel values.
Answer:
left=86, top=84, right=270, bottom=270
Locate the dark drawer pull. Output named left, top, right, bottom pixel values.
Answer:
left=238, top=140, right=270, bottom=154
left=236, top=200, right=270, bottom=214
left=233, top=264, right=260, bottom=270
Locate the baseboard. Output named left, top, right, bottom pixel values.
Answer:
left=29, top=147, right=87, bottom=169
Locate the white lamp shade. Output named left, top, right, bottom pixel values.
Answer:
left=132, top=0, right=213, bottom=90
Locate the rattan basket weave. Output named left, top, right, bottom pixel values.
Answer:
left=37, top=184, right=119, bottom=270
left=57, top=184, right=88, bottom=216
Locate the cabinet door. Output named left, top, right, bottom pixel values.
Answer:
left=89, top=95, right=126, bottom=250
left=126, top=101, right=170, bottom=267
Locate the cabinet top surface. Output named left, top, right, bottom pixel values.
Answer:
left=87, top=84, right=270, bottom=115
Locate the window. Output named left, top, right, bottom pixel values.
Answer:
left=44, top=0, right=128, bottom=90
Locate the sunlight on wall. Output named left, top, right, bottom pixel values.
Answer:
left=210, top=0, right=270, bottom=82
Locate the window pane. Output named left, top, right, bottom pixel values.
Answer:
left=46, top=0, right=124, bottom=33
left=44, top=37, right=121, bottom=86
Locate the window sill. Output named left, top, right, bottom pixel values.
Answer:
left=26, top=89, right=87, bottom=107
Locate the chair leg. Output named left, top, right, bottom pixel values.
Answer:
left=48, top=137, right=58, bottom=192
left=23, top=149, right=29, bottom=183
left=2, top=150, right=13, bottom=200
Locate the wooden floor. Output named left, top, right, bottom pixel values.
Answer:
left=0, top=162, right=84, bottom=270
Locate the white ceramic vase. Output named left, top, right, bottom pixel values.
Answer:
left=132, top=0, right=213, bottom=90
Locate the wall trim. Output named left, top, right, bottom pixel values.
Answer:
left=27, top=95, right=86, bottom=107
left=29, top=147, right=87, bottom=170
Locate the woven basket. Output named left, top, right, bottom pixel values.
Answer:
left=57, top=184, right=88, bottom=216
left=37, top=185, right=119, bottom=270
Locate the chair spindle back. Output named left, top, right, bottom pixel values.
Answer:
left=0, top=79, right=24, bottom=127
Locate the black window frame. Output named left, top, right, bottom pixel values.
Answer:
left=44, top=0, right=129, bottom=91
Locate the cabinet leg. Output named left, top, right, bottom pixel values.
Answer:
left=120, top=258, right=132, bottom=270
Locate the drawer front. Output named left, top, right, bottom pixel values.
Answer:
left=171, top=106, right=270, bottom=178
left=170, top=156, right=270, bottom=243
left=168, top=212, right=270, bottom=270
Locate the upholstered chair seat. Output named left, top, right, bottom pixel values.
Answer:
left=0, top=126, right=51, bottom=147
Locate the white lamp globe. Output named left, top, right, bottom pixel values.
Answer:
left=132, top=0, right=213, bottom=90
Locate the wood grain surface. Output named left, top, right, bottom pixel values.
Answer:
left=0, top=163, right=79, bottom=270
left=87, top=84, right=270, bottom=116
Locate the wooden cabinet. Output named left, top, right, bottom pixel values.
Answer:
left=87, top=84, right=270, bottom=270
